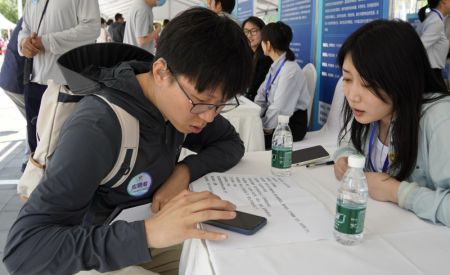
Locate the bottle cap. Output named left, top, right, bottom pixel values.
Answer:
left=348, top=154, right=365, bottom=168
left=278, top=115, right=290, bottom=123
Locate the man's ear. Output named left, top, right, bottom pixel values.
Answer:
left=152, top=58, right=170, bottom=84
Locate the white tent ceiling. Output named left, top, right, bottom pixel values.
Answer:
left=98, top=0, right=278, bottom=21
left=98, top=0, right=202, bottom=20
left=0, top=12, right=16, bottom=30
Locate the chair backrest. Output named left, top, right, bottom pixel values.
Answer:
left=322, top=77, right=345, bottom=134
left=302, top=63, right=317, bottom=126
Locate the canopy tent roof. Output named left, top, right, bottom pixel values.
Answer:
left=98, top=0, right=278, bottom=21
left=0, top=12, right=16, bottom=30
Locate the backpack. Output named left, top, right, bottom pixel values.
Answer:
left=18, top=80, right=139, bottom=200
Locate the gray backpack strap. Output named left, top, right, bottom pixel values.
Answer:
left=96, top=95, right=139, bottom=188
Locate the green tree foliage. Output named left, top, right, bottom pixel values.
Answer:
left=0, top=0, right=18, bottom=24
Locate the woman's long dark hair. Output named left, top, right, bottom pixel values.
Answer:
left=337, top=19, right=448, bottom=181
left=418, top=0, right=441, bottom=22
left=261, top=21, right=295, bottom=61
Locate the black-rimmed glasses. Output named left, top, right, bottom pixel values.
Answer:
left=172, top=74, right=240, bottom=114
left=243, top=28, right=259, bottom=36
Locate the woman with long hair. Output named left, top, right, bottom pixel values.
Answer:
left=334, top=19, right=450, bottom=226
left=242, top=16, right=272, bottom=101
left=254, top=21, right=310, bottom=149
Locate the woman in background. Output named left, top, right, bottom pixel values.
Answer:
left=334, top=20, right=450, bottom=227
left=254, top=21, right=310, bottom=149
left=242, top=16, right=272, bottom=101
left=97, top=18, right=112, bottom=43
left=416, top=0, right=450, bottom=88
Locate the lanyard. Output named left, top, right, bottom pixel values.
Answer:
left=431, top=8, right=443, bottom=21
left=367, top=123, right=389, bottom=173
left=264, top=58, right=287, bottom=102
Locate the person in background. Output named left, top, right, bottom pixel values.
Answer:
left=334, top=20, right=450, bottom=227
left=254, top=22, right=310, bottom=149
left=206, top=0, right=239, bottom=24
left=18, top=0, right=100, bottom=153
left=109, top=13, right=125, bottom=43
left=0, top=18, right=29, bottom=172
left=416, top=0, right=450, bottom=88
left=124, top=0, right=163, bottom=55
left=106, top=18, right=114, bottom=34
left=163, top=18, right=170, bottom=28
left=153, top=22, right=162, bottom=51
left=242, top=16, right=272, bottom=101
left=0, top=18, right=26, bottom=118
left=3, top=7, right=252, bottom=275
left=97, top=17, right=112, bottom=43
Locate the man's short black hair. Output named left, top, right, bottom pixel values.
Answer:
left=156, top=7, right=252, bottom=100
left=216, top=0, right=236, bottom=14
left=114, top=13, right=123, bottom=21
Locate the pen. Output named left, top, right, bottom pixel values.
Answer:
left=306, top=160, right=335, bottom=168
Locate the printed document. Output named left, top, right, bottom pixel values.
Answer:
left=190, top=173, right=333, bottom=252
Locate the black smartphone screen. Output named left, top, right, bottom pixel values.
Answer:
left=204, top=210, right=267, bottom=235
left=292, top=145, right=330, bottom=166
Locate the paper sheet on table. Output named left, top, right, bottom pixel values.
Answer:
left=190, top=173, right=333, bottom=252
left=110, top=203, right=153, bottom=224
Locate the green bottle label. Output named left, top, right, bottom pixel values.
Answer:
left=271, top=147, right=292, bottom=169
left=334, top=203, right=366, bottom=234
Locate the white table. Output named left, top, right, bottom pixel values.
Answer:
left=179, top=96, right=264, bottom=160
left=180, top=150, right=450, bottom=275
left=222, top=96, right=264, bottom=152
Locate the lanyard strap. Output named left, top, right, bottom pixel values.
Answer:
left=264, top=58, right=287, bottom=102
left=367, top=123, right=389, bottom=173
left=35, top=0, right=50, bottom=34
left=431, top=8, right=443, bottom=21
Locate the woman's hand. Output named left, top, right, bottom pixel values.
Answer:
left=334, top=157, right=348, bottom=181
left=151, top=164, right=190, bottom=213
left=144, top=190, right=236, bottom=248
left=365, top=172, right=400, bottom=203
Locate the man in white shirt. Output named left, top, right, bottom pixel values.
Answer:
left=18, top=0, right=100, bottom=153
left=206, top=0, right=240, bottom=25
left=124, top=0, right=163, bottom=54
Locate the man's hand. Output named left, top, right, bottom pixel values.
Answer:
left=151, top=164, right=190, bottom=213
left=144, top=190, right=236, bottom=248
left=365, top=172, right=400, bottom=203
left=333, top=157, right=348, bottom=181
left=20, top=35, right=40, bottom=58
left=31, top=34, right=45, bottom=52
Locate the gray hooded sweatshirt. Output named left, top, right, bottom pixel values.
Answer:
left=3, top=43, right=244, bottom=275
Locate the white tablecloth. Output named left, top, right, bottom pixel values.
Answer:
left=222, top=96, right=264, bottom=152
left=180, top=149, right=450, bottom=275
left=179, top=96, right=264, bottom=160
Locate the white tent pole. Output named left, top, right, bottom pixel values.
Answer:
left=18, top=0, right=23, bottom=18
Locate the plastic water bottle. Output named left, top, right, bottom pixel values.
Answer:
left=334, top=154, right=368, bottom=245
left=271, top=115, right=293, bottom=176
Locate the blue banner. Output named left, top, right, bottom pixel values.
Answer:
left=237, top=0, right=253, bottom=23
left=313, top=0, right=389, bottom=129
left=279, top=0, right=316, bottom=67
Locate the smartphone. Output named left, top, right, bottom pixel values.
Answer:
left=292, top=145, right=330, bottom=166
left=204, top=210, right=267, bottom=235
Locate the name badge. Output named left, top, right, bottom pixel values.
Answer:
left=127, top=172, right=152, bottom=197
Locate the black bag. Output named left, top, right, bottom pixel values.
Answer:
left=23, top=58, right=33, bottom=85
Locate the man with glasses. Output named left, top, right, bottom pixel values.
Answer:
left=4, top=8, right=252, bottom=275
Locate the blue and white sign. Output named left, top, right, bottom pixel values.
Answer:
left=237, top=0, right=253, bottom=23
left=280, top=0, right=316, bottom=67
left=127, top=172, right=152, bottom=197
left=313, top=0, right=389, bottom=129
